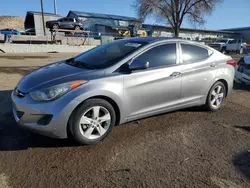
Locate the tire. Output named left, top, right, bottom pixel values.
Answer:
left=221, top=47, right=226, bottom=54
left=52, top=24, right=59, bottom=30
left=74, top=25, right=80, bottom=31
left=69, top=99, right=116, bottom=145
left=204, top=81, right=226, bottom=111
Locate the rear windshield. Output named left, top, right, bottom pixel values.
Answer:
left=73, top=40, right=147, bottom=69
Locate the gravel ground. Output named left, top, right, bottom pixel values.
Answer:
left=0, top=53, right=250, bottom=188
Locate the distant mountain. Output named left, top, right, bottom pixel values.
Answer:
left=0, top=16, right=24, bottom=31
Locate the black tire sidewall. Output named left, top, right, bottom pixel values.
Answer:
left=221, top=47, right=226, bottom=54
left=53, top=24, right=59, bottom=29
left=75, top=26, right=80, bottom=30
left=70, top=99, right=116, bottom=145
left=206, top=81, right=226, bottom=111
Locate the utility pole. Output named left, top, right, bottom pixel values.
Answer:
left=54, top=0, right=57, bottom=14
left=40, top=0, right=46, bottom=36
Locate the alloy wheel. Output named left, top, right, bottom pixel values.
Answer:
left=210, top=85, right=224, bottom=108
left=79, top=106, right=111, bottom=140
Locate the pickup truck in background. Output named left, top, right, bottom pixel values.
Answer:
left=225, top=39, right=247, bottom=54
left=209, top=38, right=247, bottom=54
left=208, top=38, right=233, bottom=54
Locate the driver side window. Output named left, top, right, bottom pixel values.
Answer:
left=134, top=43, right=177, bottom=69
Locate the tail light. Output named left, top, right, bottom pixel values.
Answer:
left=227, top=59, right=236, bottom=67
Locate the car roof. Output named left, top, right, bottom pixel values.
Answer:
left=123, top=37, right=209, bottom=47
left=124, top=37, right=174, bottom=43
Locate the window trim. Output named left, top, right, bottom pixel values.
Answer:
left=129, top=42, right=179, bottom=71
left=179, top=42, right=213, bottom=64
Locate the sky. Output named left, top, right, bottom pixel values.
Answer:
left=0, top=0, right=250, bottom=30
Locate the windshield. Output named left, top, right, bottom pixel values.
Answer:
left=73, top=40, right=147, bottom=69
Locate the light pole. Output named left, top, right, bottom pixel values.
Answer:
left=40, top=0, right=46, bottom=36
left=54, top=0, right=57, bottom=14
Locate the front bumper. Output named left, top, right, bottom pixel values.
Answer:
left=11, top=89, right=79, bottom=139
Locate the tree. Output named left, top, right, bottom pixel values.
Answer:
left=133, top=0, right=222, bottom=37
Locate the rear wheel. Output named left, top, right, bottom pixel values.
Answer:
left=69, top=99, right=116, bottom=145
left=205, top=81, right=226, bottom=111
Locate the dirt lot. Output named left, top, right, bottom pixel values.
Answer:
left=0, top=53, right=250, bottom=188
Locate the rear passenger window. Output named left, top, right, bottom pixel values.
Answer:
left=136, top=43, right=176, bottom=68
left=181, top=44, right=209, bottom=63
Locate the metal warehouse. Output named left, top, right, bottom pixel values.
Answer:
left=24, top=10, right=250, bottom=41
left=67, top=10, right=141, bottom=37
left=24, top=11, right=62, bottom=36
left=143, top=24, right=237, bottom=40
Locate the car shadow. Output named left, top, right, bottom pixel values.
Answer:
left=232, top=126, right=250, bottom=179
left=233, top=150, right=250, bottom=180
left=233, top=82, right=250, bottom=92
left=0, top=90, right=80, bottom=151
left=234, top=126, right=250, bottom=133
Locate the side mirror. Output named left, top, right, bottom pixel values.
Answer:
left=129, top=59, right=149, bottom=70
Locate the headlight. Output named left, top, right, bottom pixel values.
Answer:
left=30, top=80, right=87, bottom=101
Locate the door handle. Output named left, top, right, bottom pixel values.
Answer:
left=170, top=72, right=181, bottom=77
left=210, top=63, right=217, bottom=67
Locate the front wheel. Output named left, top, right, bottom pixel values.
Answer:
left=69, top=99, right=116, bottom=145
left=74, top=26, right=80, bottom=31
left=52, top=24, right=59, bottom=30
left=221, top=47, right=226, bottom=54
left=205, top=81, right=226, bottom=111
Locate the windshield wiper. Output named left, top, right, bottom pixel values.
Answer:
left=73, top=60, right=96, bottom=69
left=66, top=58, right=96, bottom=69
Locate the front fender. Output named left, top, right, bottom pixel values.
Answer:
left=61, top=80, right=125, bottom=124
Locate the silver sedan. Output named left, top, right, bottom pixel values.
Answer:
left=12, top=37, right=235, bottom=145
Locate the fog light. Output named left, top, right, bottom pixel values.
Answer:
left=37, top=115, right=53, bottom=125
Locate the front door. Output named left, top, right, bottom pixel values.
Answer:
left=123, top=43, right=182, bottom=120
left=227, top=39, right=240, bottom=51
left=60, top=18, right=70, bottom=29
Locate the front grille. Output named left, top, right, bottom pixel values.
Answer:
left=209, top=45, right=220, bottom=50
left=15, top=88, right=25, bottom=98
left=16, top=111, right=24, bottom=119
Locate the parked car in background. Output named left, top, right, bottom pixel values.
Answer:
left=12, top=37, right=235, bottom=145
left=225, top=39, right=247, bottom=54
left=208, top=38, right=233, bottom=54
left=46, top=17, right=83, bottom=30
left=235, top=54, right=250, bottom=85
left=0, top=28, right=21, bottom=35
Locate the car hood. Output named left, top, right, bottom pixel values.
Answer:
left=17, top=61, right=103, bottom=93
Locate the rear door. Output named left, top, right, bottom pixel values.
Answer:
left=68, top=18, right=75, bottom=29
left=123, top=43, right=182, bottom=120
left=179, top=43, right=216, bottom=104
